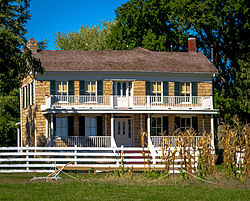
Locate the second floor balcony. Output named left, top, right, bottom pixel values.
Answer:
left=41, top=95, right=213, bottom=111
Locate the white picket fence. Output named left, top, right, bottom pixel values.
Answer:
left=0, top=146, right=201, bottom=173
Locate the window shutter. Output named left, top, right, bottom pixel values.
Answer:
left=163, top=81, right=169, bottom=103
left=79, top=81, right=85, bottom=95
left=97, top=81, right=103, bottom=95
left=97, top=116, right=103, bottom=136
left=192, top=116, right=198, bottom=134
left=68, top=81, right=74, bottom=95
left=145, top=116, right=148, bottom=132
left=50, top=80, right=56, bottom=95
left=163, top=117, right=169, bottom=135
left=174, top=82, right=180, bottom=104
left=68, top=116, right=74, bottom=136
left=53, top=115, right=56, bottom=133
left=192, top=82, right=198, bottom=104
left=79, top=116, right=85, bottom=136
left=175, top=116, right=180, bottom=130
left=146, top=81, right=151, bottom=95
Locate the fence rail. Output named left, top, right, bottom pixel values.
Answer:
left=0, top=146, right=202, bottom=173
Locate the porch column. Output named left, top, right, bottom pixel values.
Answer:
left=50, top=114, right=54, bottom=147
left=211, top=114, right=214, bottom=149
left=111, top=114, right=115, bottom=147
left=46, top=117, right=49, bottom=138
left=17, top=126, right=20, bottom=149
left=147, top=114, right=151, bottom=144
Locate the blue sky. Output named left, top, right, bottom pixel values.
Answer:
left=26, top=0, right=128, bottom=49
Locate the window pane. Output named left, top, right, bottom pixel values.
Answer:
left=151, top=128, right=156, bottom=136
left=123, top=121, right=125, bottom=135
left=186, top=83, right=190, bottom=93
left=157, top=118, right=161, bottom=127
left=157, top=83, right=162, bottom=92
left=92, top=82, right=96, bottom=92
left=157, top=128, right=161, bottom=135
left=118, top=122, right=120, bottom=135
left=91, top=128, right=96, bottom=136
left=122, top=82, right=126, bottom=96
left=85, top=117, right=91, bottom=127
left=117, top=82, right=121, bottom=95
left=181, top=118, right=185, bottom=127
left=91, top=117, right=96, bottom=128
left=152, top=118, right=156, bottom=127
left=186, top=118, right=191, bottom=127
left=85, top=128, right=91, bottom=137
left=61, top=128, right=67, bottom=137
left=152, top=82, right=157, bottom=92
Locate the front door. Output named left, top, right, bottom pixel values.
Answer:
left=115, top=117, right=133, bottom=147
left=114, top=81, right=132, bottom=107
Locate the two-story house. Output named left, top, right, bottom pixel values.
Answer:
left=18, top=38, right=218, bottom=150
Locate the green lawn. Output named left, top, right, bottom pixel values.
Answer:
left=0, top=173, right=249, bottom=201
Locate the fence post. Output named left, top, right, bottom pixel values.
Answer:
left=26, top=145, right=29, bottom=172
left=74, top=144, right=77, bottom=165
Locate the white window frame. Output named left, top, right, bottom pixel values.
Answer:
left=114, top=81, right=132, bottom=97
left=85, top=81, right=98, bottom=103
left=151, top=81, right=163, bottom=103
left=23, top=85, right=27, bottom=109
left=180, top=82, right=192, bottom=104
left=56, top=117, right=68, bottom=137
left=56, top=81, right=68, bottom=103
left=29, top=81, right=33, bottom=106
left=85, top=117, right=97, bottom=136
left=151, top=117, right=162, bottom=136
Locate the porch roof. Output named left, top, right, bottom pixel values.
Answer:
left=34, top=47, right=218, bottom=73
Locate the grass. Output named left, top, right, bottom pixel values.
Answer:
left=0, top=172, right=249, bottom=201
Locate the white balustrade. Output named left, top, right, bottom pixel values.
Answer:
left=151, top=136, right=202, bottom=147
left=53, top=136, right=111, bottom=147
left=44, top=95, right=212, bottom=110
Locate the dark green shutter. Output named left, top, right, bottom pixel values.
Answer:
left=192, top=82, right=198, bottom=104
left=68, top=116, right=74, bottom=136
left=79, top=81, right=85, bottom=95
left=163, top=81, right=169, bottom=103
left=97, top=116, right=103, bottom=136
left=53, top=115, right=56, bottom=133
left=68, top=81, right=74, bottom=95
left=174, top=82, right=180, bottom=103
left=50, top=80, right=56, bottom=95
left=163, top=117, right=169, bottom=135
left=97, top=81, right=103, bottom=103
left=145, top=116, right=148, bottom=132
left=79, top=81, right=85, bottom=103
left=79, top=116, right=85, bottom=136
left=146, top=81, right=151, bottom=95
left=192, top=116, right=198, bottom=134
left=97, top=81, right=103, bottom=95
left=175, top=116, right=180, bottom=130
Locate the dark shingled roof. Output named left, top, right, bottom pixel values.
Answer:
left=34, top=47, right=218, bottom=73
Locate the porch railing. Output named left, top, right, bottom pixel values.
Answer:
left=150, top=136, right=202, bottom=147
left=43, top=95, right=213, bottom=110
left=53, top=136, right=111, bottom=147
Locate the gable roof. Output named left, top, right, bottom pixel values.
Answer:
left=34, top=47, right=218, bottom=73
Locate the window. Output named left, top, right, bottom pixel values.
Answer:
left=180, top=117, right=191, bottom=132
left=151, top=82, right=162, bottom=102
left=56, top=118, right=68, bottom=137
left=22, top=85, right=27, bottom=109
left=123, top=121, right=126, bottom=135
left=56, top=81, right=67, bottom=96
left=85, top=117, right=96, bottom=137
left=151, top=117, right=162, bottom=136
left=180, top=82, right=191, bottom=102
left=29, top=82, right=33, bottom=106
left=85, top=81, right=97, bottom=102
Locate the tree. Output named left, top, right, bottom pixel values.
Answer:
left=171, top=0, right=250, bottom=124
left=54, top=21, right=113, bottom=50
left=0, top=0, right=44, bottom=146
left=108, top=0, right=188, bottom=51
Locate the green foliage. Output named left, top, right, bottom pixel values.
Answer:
left=54, top=21, right=113, bottom=50
left=0, top=0, right=44, bottom=146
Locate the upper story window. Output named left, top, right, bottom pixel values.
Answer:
left=86, top=81, right=97, bottom=96
left=22, top=85, right=27, bottom=109
left=181, top=82, right=191, bottom=97
left=56, top=81, right=67, bottom=96
left=29, top=82, right=33, bottom=106
left=152, top=82, right=162, bottom=96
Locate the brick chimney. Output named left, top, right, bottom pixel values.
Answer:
left=26, top=38, right=38, bottom=53
left=188, top=38, right=196, bottom=52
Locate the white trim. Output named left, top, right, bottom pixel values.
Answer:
left=211, top=114, right=214, bottom=148
left=23, top=84, right=27, bottom=109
